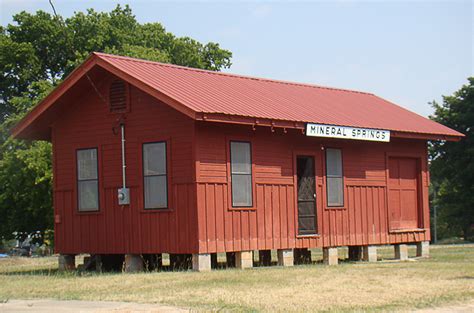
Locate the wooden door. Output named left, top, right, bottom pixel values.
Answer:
left=388, top=157, right=420, bottom=230
left=297, top=156, right=317, bottom=235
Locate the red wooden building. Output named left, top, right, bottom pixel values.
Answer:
left=12, top=53, right=463, bottom=271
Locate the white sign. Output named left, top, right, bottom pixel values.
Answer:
left=306, top=123, right=390, bottom=142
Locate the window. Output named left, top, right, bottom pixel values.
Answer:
left=109, top=79, right=127, bottom=113
left=326, top=148, right=344, bottom=207
left=230, top=141, right=253, bottom=207
left=143, top=142, right=168, bottom=209
left=77, top=148, right=99, bottom=211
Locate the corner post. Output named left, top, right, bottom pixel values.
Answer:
left=192, top=253, right=211, bottom=272
left=58, top=254, right=76, bottom=271
left=124, top=254, right=144, bottom=272
left=416, top=241, right=430, bottom=258
left=323, top=247, right=338, bottom=265
left=394, top=244, right=409, bottom=261
left=235, top=251, right=253, bottom=269
left=277, top=249, right=294, bottom=267
left=362, top=246, right=378, bottom=262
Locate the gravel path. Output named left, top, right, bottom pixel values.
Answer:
left=0, top=299, right=188, bottom=313
left=1, top=298, right=474, bottom=312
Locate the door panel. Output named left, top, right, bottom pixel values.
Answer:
left=389, top=189, right=401, bottom=229
left=388, top=157, right=420, bottom=230
left=297, top=156, right=317, bottom=235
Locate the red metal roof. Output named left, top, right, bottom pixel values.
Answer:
left=12, top=52, right=463, bottom=140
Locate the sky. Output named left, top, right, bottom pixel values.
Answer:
left=1, top=0, right=473, bottom=117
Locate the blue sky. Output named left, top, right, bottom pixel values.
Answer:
left=1, top=0, right=472, bottom=116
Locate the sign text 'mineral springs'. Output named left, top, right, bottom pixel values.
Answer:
left=306, top=123, right=390, bottom=142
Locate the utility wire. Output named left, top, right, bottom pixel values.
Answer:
left=86, top=74, right=108, bottom=105
left=48, top=0, right=59, bottom=18
left=48, top=0, right=107, bottom=105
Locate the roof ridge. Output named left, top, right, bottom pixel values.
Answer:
left=93, top=52, right=374, bottom=96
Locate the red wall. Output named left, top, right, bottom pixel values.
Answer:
left=53, top=71, right=197, bottom=254
left=52, top=70, right=430, bottom=256
left=195, top=122, right=431, bottom=254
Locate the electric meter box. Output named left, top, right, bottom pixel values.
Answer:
left=118, top=187, right=130, bottom=205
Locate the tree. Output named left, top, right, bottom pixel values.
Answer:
left=430, top=77, right=474, bottom=241
left=0, top=5, right=232, bottom=240
left=0, top=80, right=54, bottom=240
left=1, top=5, right=231, bottom=121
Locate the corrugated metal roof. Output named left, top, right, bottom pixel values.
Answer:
left=96, top=52, right=462, bottom=138
left=11, top=52, right=463, bottom=140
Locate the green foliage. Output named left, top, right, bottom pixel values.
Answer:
left=0, top=5, right=232, bottom=240
left=43, top=229, right=54, bottom=248
left=0, top=31, right=41, bottom=118
left=7, top=11, right=71, bottom=84
left=1, top=4, right=232, bottom=115
left=430, top=77, right=474, bottom=241
left=0, top=81, right=54, bottom=239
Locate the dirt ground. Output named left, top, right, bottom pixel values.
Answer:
left=0, top=299, right=187, bottom=313
left=1, top=299, right=474, bottom=313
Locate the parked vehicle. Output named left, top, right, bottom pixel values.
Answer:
left=10, top=231, right=42, bottom=257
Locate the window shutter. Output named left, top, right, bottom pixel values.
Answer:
left=109, top=80, right=127, bottom=113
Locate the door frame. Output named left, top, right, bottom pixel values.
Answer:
left=293, top=149, right=321, bottom=237
left=385, top=152, right=424, bottom=231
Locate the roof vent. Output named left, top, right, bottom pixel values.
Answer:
left=109, top=80, right=127, bottom=113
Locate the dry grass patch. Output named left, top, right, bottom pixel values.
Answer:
left=0, top=244, right=473, bottom=312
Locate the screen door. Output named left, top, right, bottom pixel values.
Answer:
left=297, top=156, right=317, bottom=235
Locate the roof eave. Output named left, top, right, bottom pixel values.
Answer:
left=196, top=112, right=464, bottom=142
left=390, top=130, right=463, bottom=142
left=10, top=54, right=99, bottom=140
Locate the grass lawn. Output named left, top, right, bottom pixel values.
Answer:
left=0, top=244, right=473, bottom=312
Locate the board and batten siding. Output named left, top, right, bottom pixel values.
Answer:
left=51, top=69, right=430, bottom=256
left=52, top=70, right=198, bottom=255
left=195, top=123, right=430, bottom=253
